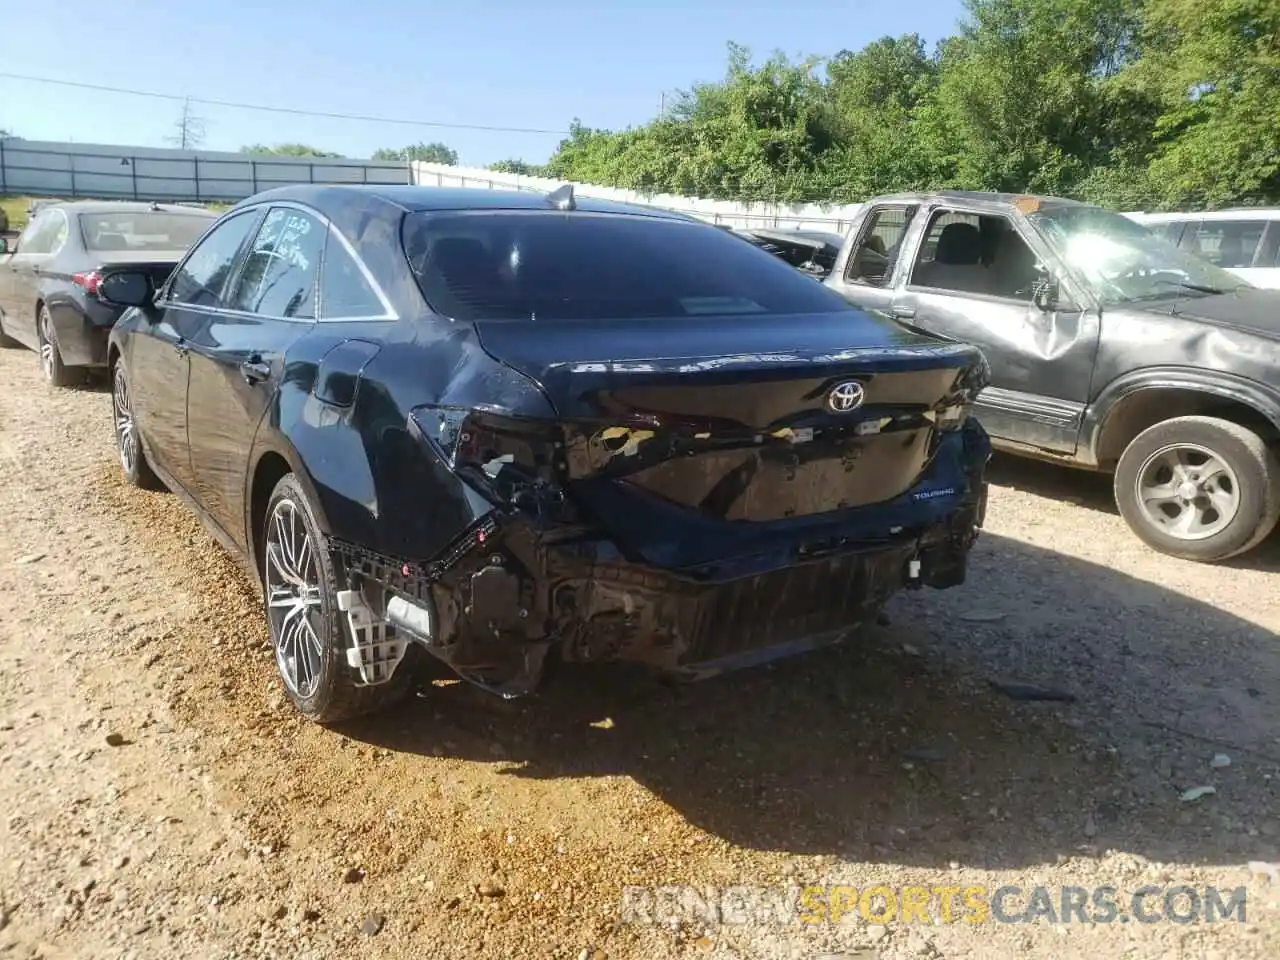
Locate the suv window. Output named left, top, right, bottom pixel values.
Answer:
left=845, top=205, right=914, bottom=286
left=909, top=210, right=1040, bottom=301
left=169, top=210, right=262, bottom=308
left=403, top=211, right=855, bottom=322
left=1183, top=220, right=1268, bottom=269
left=320, top=228, right=387, bottom=319
left=227, top=207, right=325, bottom=319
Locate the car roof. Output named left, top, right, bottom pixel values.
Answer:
left=234, top=183, right=701, bottom=222
left=39, top=200, right=218, bottom=217
left=870, top=189, right=1094, bottom=214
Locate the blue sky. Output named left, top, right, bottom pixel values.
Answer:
left=0, top=0, right=965, bottom=167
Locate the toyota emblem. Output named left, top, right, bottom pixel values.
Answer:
left=826, top=380, right=866, bottom=413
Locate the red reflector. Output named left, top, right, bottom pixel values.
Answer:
left=401, top=563, right=410, bottom=576
left=72, top=271, right=103, bottom=296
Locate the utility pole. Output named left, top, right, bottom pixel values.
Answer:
left=166, top=98, right=206, bottom=151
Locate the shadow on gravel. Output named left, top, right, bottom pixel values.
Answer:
left=987, top=452, right=1280, bottom=572
left=986, top=453, right=1117, bottom=515
left=342, top=531, right=1280, bottom=871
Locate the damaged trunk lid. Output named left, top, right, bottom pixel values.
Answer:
left=469, top=311, right=986, bottom=525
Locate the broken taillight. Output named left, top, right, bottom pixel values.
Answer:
left=408, top=407, right=575, bottom=523
left=72, top=271, right=103, bottom=297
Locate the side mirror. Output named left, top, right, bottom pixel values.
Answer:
left=98, top=271, right=154, bottom=308
left=1032, top=271, right=1060, bottom=311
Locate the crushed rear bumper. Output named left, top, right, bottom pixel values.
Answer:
left=328, top=420, right=989, bottom=696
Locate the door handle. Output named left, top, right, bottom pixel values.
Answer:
left=890, top=304, right=916, bottom=319
left=239, top=357, right=271, bottom=384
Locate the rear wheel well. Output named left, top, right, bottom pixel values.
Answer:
left=1096, top=388, right=1279, bottom=468
left=250, top=452, right=293, bottom=571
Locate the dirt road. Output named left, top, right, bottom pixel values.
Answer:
left=0, top=345, right=1277, bottom=959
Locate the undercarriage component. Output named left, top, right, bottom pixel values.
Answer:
left=455, top=642, right=552, bottom=699
left=335, top=589, right=409, bottom=686
left=385, top=594, right=436, bottom=644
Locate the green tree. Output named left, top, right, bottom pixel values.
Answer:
left=241, top=144, right=343, bottom=158
left=911, top=0, right=1147, bottom=197
left=1131, top=0, right=1280, bottom=208
left=487, top=159, right=546, bottom=176
left=536, top=2, right=1279, bottom=211
left=372, top=142, right=458, bottom=164
left=819, top=34, right=939, bottom=200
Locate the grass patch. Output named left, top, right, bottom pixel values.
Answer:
left=0, top=195, right=35, bottom=232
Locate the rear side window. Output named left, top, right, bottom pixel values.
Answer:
left=226, top=207, right=325, bottom=319
left=80, top=212, right=212, bottom=252
left=320, top=228, right=388, bottom=319
left=402, top=211, right=855, bottom=322
left=845, top=205, right=915, bottom=287
left=18, top=209, right=69, bottom=256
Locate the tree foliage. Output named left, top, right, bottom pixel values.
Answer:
left=487, top=159, right=546, bottom=176
left=373, top=142, right=458, bottom=164
left=240, top=144, right=343, bottom=158
left=542, top=0, right=1279, bottom=210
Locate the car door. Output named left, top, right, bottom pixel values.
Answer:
left=185, top=204, right=326, bottom=549
left=0, top=209, right=64, bottom=347
left=825, top=203, right=919, bottom=313
left=130, top=208, right=264, bottom=494
left=889, top=206, right=1099, bottom=455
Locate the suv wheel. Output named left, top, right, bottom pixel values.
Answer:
left=262, top=473, right=411, bottom=723
left=1114, top=415, right=1280, bottom=562
left=37, top=306, right=73, bottom=387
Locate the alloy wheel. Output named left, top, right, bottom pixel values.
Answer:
left=264, top=499, right=326, bottom=698
left=1135, top=442, right=1240, bottom=541
left=38, top=311, right=56, bottom=381
left=112, top=365, right=138, bottom=475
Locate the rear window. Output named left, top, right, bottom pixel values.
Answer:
left=79, top=212, right=213, bottom=253
left=402, top=211, right=855, bottom=321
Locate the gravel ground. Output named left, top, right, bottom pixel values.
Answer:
left=0, top=345, right=1277, bottom=960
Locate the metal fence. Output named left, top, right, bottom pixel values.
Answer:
left=0, top=139, right=411, bottom=204
left=410, top=161, right=865, bottom=233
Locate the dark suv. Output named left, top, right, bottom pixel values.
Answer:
left=826, top=191, right=1280, bottom=562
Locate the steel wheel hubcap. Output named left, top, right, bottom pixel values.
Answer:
left=265, top=499, right=325, bottom=698
left=1136, top=442, right=1240, bottom=541
left=39, top=313, right=55, bottom=379
left=112, top=366, right=137, bottom=474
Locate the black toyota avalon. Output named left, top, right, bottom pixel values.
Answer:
left=101, top=183, right=991, bottom=723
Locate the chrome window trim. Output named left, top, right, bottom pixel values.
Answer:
left=158, top=199, right=399, bottom=323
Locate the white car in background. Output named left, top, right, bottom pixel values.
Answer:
left=1125, top=208, right=1280, bottom=289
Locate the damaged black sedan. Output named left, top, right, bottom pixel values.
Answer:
left=102, top=184, right=991, bottom=722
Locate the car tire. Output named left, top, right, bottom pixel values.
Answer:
left=37, top=306, right=74, bottom=387
left=111, top=358, right=163, bottom=491
left=1114, top=415, right=1280, bottom=562
left=262, top=473, right=412, bottom=723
